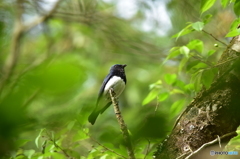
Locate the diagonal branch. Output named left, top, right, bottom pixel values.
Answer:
left=0, top=0, right=62, bottom=94
left=202, top=30, right=228, bottom=46
left=183, top=132, right=237, bottom=159
left=23, top=0, right=62, bottom=32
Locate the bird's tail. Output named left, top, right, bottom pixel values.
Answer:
left=88, top=110, right=99, bottom=125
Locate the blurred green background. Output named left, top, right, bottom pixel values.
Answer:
left=0, top=0, right=239, bottom=158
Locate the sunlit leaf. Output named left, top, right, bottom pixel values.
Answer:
left=200, top=0, right=217, bottom=14
left=179, top=56, right=189, bottom=72
left=192, top=21, right=204, bottom=31
left=170, top=99, right=185, bottom=118
left=184, top=83, right=195, bottom=92
left=172, top=23, right=194, bottom=40
left=188, top=62, right=208, bottom=74
left=164, top=74, right=177, bottom=85
left=180, top=46, right=190, bottom=58
left=191, top=71, right=203, bottom=91
left=158, top=92, right=169, bottom=102
left=225, top=28, right=240, bottom=37
left=170, top=89, right=185, bottom=95
left=202, top=69, right=217, bottom=88
left=221, top=0, right=230, bottom=8
left=73, top=130, right=89, bottom=141
left=142, top=89, right=159, bottom=105
left=187, top=39, right=203, bottom=53
left=229, top=18, right=240, bottom=30
left=100, top=154, right=108, bottom=159
left=203, top=14, right=212, bottom=24
left=67, top=120, right=76, bottom=131
left=234, top=0, right=240, bottom=17
left=207, top=50, right=216, bottom=57
left=163, top=47, right=180, bottom=64
left=167, top=47, right=181, bottom=59
left=23, top=149, right=35, bottom=158
left=149, top=80, right=162, bottom=89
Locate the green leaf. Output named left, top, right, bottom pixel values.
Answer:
left=221, top=0, right=230, bottom=8
left=187, top=39, right=203, bottom=53
left=172, top=23, right=194, bottom=40
left=149, top=80, right=162, bottom=89
left=203, top=14, right=212, bottom=24
left=202, top=69, right=217, bottom=88
left=170, top=99, right=185, bottom=118
left=142, top=89, right=159, bottom=105
left=167, top=47, right=181, bottom=59
left=229, top=18, right=240, bottom=30
left=100, top=154, right=108, bottom=159
left=179, top=56, right=189, bottom=72
left=234, top=0, right=240, bottom=17
left=191, top=71, right=203, bottom=91
left=207, top=50, right=216, bottom=57
left=67, top=120, right=76, bottom=131
left=188, top=62, right=208, bottom=74
left=164, top=74, right=177, bottom=85
left=225, top=28, right=240, bottom=37
left=200, top=0, right=217, bottom=14
left=192, top=21, right=204, bottom=31
left=163, top=47, right=180, bottom=64
left=184, top=83, right=195, bottom=91
left=23, top=149, right=35, bottom=159
left=180, top=46, right=190, bottom=58
left=170, top=89, right=185, bottom=94
left=158, top=92, right=169, bottom=102
left=15, top=139, right=31, bottom=148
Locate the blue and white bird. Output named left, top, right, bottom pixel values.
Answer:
left=88, top=64, right=127, bottom=125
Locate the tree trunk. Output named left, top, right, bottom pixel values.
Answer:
left=154, top=35, right=240, bottom=159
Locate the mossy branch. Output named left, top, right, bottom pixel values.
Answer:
left=109, top=88, right=135, bottom=159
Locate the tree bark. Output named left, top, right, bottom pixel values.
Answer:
left=154, top=35, right=240, bottom=159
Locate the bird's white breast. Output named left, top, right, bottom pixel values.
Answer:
left=104, top=76, right=125, bottom=98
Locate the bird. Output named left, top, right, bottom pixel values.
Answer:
left=88, top=64, right=127, bottom=125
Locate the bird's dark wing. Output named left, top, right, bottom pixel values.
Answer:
left=96, top=73, right=112, bottom=105
left=88, top=73, right=112, bottom=125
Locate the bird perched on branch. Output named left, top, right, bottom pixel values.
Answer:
left=88, top=64, right=127, bottom=125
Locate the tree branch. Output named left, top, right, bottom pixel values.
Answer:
left=202, top=30, right=228, bottom=46
left=109, top=88, right=136, bottom=159
left=183, top=132, right=237, bottom=159
left=0, top=0, right=62, bottom=95
left=24, top=0, right=62, bottom=32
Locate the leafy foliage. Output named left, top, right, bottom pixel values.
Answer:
left=0, top=0, right=240, bottom=158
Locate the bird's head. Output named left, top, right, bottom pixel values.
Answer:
left=110, top=64, right=127, bottom=73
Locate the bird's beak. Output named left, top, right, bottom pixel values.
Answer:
left=123, top=64, right=127, bottom=68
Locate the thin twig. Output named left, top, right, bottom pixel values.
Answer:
left=217, top=135, right=221, bottom=148
left=89, top=136, right=128, bottom=159
left=47, top=131, right=70, bottom=158
left=183, top=132, right=237, bottom=159
left=202, top=30, right=228, bottom=46
left=109, top=88, right=136, bottom=159
left=176, top=152, right=188, bottom=159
